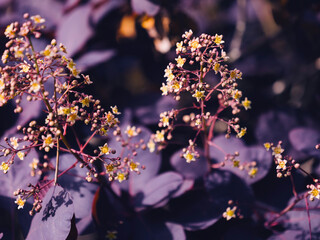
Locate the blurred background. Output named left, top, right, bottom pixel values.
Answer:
left=0, top=0, right=320, bottom=239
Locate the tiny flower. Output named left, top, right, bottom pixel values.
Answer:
left=182, top=29, right=193, bottom=39
left=29, top=80, right=41, bottom=93
left=0, top=162, right=9, bottom=173
left=213, top=62, right=220, bottom=74
left=175, top=55, right=186, bottom=68
left=308, top=184, right=320, bottom=200
left=111, top=106, right=121, bottom=115
left=214, top=34, right=224, bottom=45
left=237, top=127, right=246, bottom=138
left=31, top=15, right=45, bottom=24
left=242, top=97, right=251, bottom=110
left=126, top=126, right=138, bottom=138
left=67, top=112, right=79, bottom=125
left=171, top=81, right=182, bottom=92
left=17, top=151, right=25, bottom=160
left=129, top=161, right=140, bottom=172
left=147, top=139, right=155, bottom=152
left=105, top=163, right=115, bottom=173
left=232, top=89, right=242, bottom=101
left=80, top=97, right=90, bottom=108
left=248, top=167, right=258, bottom=178
left=106, top=230, right=117, bottom=240
left=116, top=172, right=126, bottom=183
left=192, top=89, right=205, bottom=102
left=183, top=150, right=196, bottom=163
left=82, top=74, right=92, bottom=84
left=14, top=195, right=26, bottom=209
left=2, top=50, right=9, bottom=64
left=221, top=50, right=229, bottom=61
left=42, top=134, right=54, bottom=148
left=99, top=143, right=110, bottom=155
left=223, top=206, right=236, bottom=220
left=160, top=83, right=169, bottom=96
left=4, top=23, right=15, bottom=39
left=29, top=158, right=39, bottom=170
left=42, top=45, right=53, bottom=57
left=10, top=137, right=19, bottom=149
left=166, top=73, right=175, bottom=83
left=176, top=41, right=183, bottom=53
left=0, top=93, right=7, bottom=106
left=160, top=112, right=170, bottom=127
left=154, top=130, right=165, bottom=142
left=164, top=65, right=173, bottom=78
left=20, top=63, right=30, bottom=73
left=14, top=46, right=24, bottom=59
left=264, top=142, right=271, bottom=151
left=232, top=160, right=240, bottom=168
left=189, top=38, right=201, bottom=51
left=276, top=159, right=287, bottom=170
left=0, top=78, right=4, bottom=90
left=272, top=144, right=284, bottom=157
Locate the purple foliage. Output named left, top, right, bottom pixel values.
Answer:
left=26, top=185, right=76, bottom=240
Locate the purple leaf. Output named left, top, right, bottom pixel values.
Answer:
left=268, top=230, right=305, bottom=240
left=134, top=96, right=176, bottom=125
left=171, top=149, right=209, bottom=180
left=210, top=135, right=272, bottom=184
left=26, top=185, right=75, bottom=240
left=89, top=0, right=125, bottom=25
left=48, top=154, right=98, bottom=234
left=168, top=170, right=252, bottom=230
left=131, top=0, right=160, bottom=16
left=56, top=5, right=93, bottom=57
left=136, top=172, right=184, bottom=208
left=75, top=50, right=116, bottom=71
left=289, top=127, right=320, bottom=157
left=0, top=132, right=40, bottom=199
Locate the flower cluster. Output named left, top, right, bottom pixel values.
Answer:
left=264, top=141, right=299, bottom=178
left=0, top=14, right=145, bottom=211
left=151, top=30, right=251, bottom=162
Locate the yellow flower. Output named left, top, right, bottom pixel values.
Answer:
left=213, top=62, right=220, bottom=73
left=214, top=34, right=224, bottom=45
left=29, top=158, right=39, bottom=170
left=129, top=161, right=140, bottom=172
left=276, top=159, right=287, bottom=170
left=106, top=230, right=117, bottom=240
left=248, top=167, right=258, bottom=178
left=14, top=47, right=24, bottom=59
left=80, top=97, right=90, bottom=108
left=15, top=196, right=26, bottom=209
left=164, top=65, right=172, bottom=77
left=176, top=41, right=183, bottom=53
left=99, top=143, right=110, bottom=155
left=30, top=80, right=41, bottom=93
left=189, top=38, right=200, bottom=51
left=166, top=73, right=175, bottom=83
left=160, top=83, right=169, bottom=96
left=105, top=164, right=114, bottom=173
left=183, top=151, right=196, bottom=163
left=154, top=130, right=165, bottom=142
left=192, top=90, right=205, bottom=102
left=175, top=55, right=186, bottom=68
left=0, top=162, right=9, bottom=173
left=237, top=127, right=246, bottom=138
left=264, top=142, right=271, bottom=151
left=20, top=64, right=30, bottom=73
left=17, top=151, right=25, bottom=160
left=171, top=81, right=181, bottom=92
left=232, top=160, right=240, bottom=168
left=223, top=206, right=236, bottom=220
left=308, top=185, right=320, bottom=200
left=116, top=172, right=126, bottom=183
left=147, top=139, right=155, bottom=153
left=5, top=23, right=15, bottom=38
left=242, top=97, right=251, bottom=110
left=42, top=134, right=54, bottom=148
left=31, top=15, right=45, bottom=24
left=0, top=93, right=7, bottom=106
left=10, top=137, right=19, bottom=149
left=111, top=106, right=121, bottom=115
left=272, top=144, right=284, bottom=157
left=126, top=126, right=138, bottom=138
left=232, top=90, right=242, bottom=101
